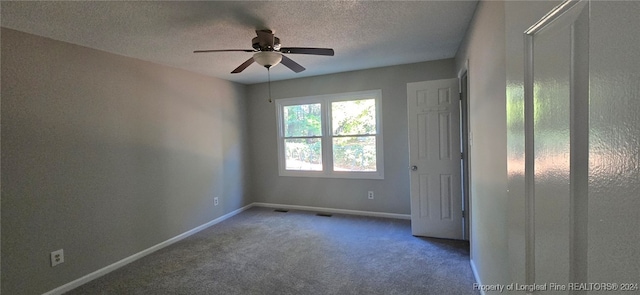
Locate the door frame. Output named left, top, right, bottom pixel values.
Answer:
left=458, top=64, right=472, bottom=242
left=523, top=0, right=589, bottom=286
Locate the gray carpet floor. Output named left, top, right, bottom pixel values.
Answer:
left=65, top=207, right=479, bottom=295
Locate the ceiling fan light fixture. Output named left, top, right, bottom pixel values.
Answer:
left=253, top=51, right=282, bottom=68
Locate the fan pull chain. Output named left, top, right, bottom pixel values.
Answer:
left=267, top=68, right=273, bottom=103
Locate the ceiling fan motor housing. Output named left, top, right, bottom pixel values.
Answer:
left=252, top=36, right=281, bottom=51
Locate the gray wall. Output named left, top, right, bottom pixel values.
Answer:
left=1, top=28, right=251, bottom=295
left=459, top=0, right=640, bottom=293
left=454, top=0, right=510, bottom=288
left=246, top=60, right=456, bottom=214
left=587, top=0, right=640, bottom=286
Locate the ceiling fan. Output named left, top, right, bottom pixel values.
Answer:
left=194, top=29, right=334, bottom=74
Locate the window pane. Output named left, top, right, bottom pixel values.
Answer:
left=333, top=136, right=376, bottom=171
left=332, top=99, right=376, bottom=135
left=284, top=138, right=322, bottom=171
left=284, top=104, right=322, bottom=137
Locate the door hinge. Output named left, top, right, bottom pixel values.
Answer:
left=461, top=152, right=464, bottom=159
left=462, top=210, right=466, bottom=219
left=459, top=92, right=463, bottom=100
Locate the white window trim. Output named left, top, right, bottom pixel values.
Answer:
left=275, top=90, right=384, bottom=179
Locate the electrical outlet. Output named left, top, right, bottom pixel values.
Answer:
left=214, top=197, right=219, bottom=206
left=368, top=191, right=374, bottom=200
left=51, top=249, right=64, bottom=267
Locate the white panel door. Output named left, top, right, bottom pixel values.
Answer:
left=407, top=78, right=462, bottom=239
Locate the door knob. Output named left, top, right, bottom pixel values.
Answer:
left=411, top=165, right=418, bottom=171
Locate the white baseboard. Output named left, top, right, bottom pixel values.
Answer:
left=252, top=202, right=411, bottom=220
left=470, top=259, right=486, bottom=295
left=43, top=203, right=253, bottom=295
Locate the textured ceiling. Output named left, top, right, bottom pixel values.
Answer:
left=1, top=1, right=477, bottom=85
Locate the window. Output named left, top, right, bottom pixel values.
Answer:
left=276, top=90, right=383, bottom=179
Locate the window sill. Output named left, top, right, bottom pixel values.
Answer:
left=278, top=170, right=384, bottom=180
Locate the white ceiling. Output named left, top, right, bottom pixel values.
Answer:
left=1, top=1, right=478, bottom=85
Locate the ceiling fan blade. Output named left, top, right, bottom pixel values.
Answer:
left=280, top=47, right=335, bottom=56
left=256, top=30, right=275, bottom=48
left=193, top=49, right=256, bottom=53
left=280, top=55, right=305, bottom=73
left=231, top=57, right=255, bottom=74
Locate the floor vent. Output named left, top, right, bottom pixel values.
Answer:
left=316, top=213, right=333, bottom=217
left=274, top=209, right=289, bottom=213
